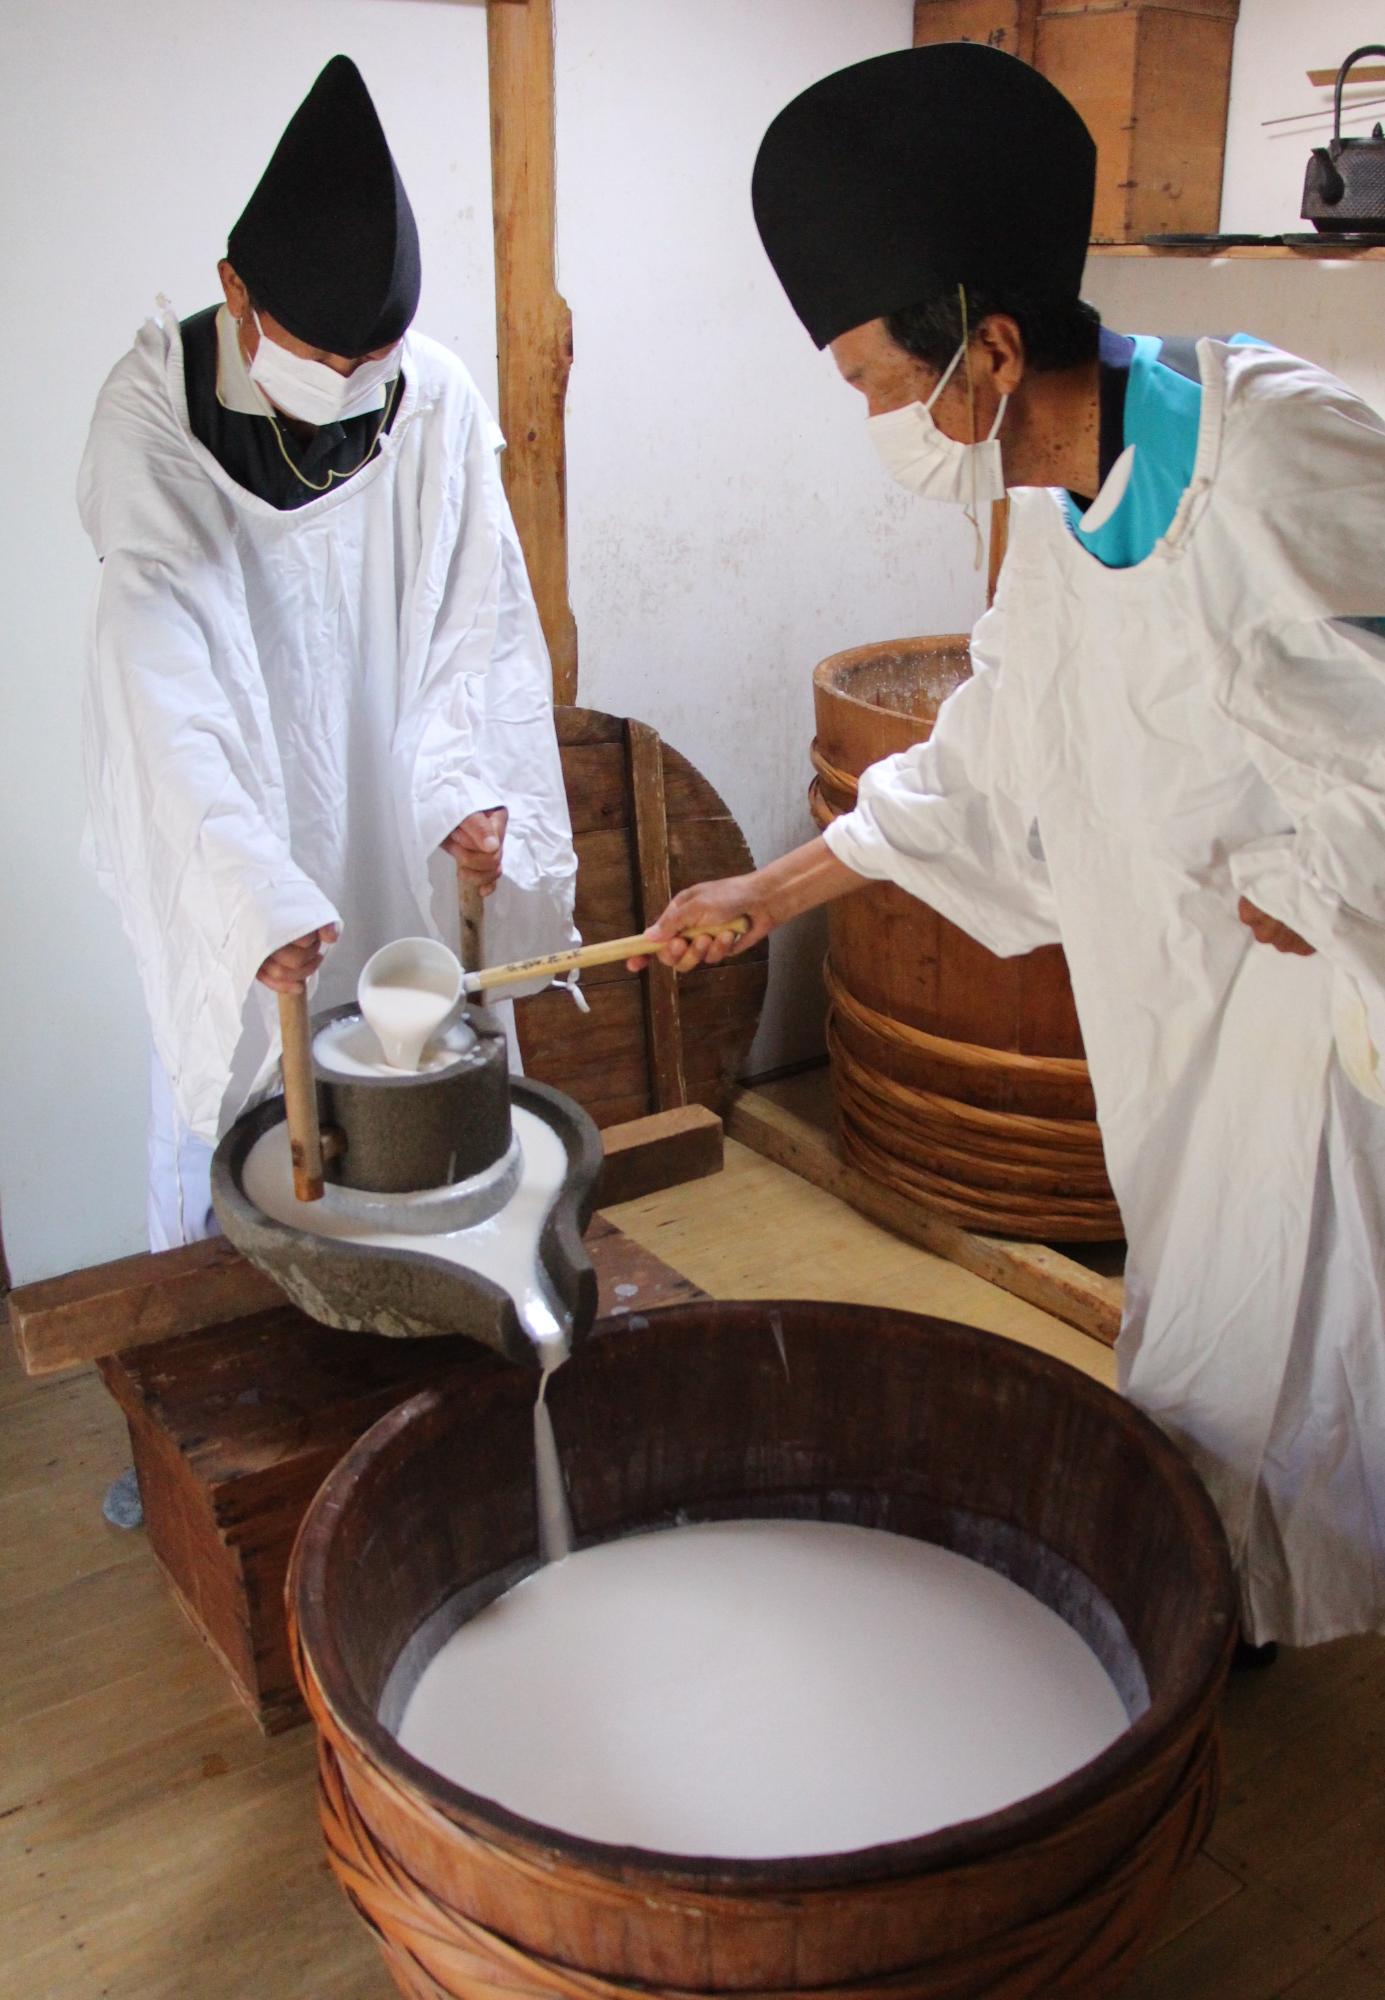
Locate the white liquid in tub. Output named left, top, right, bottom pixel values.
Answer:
left=393, top=1518, right=1130, bottom=1858
left=359, top=980, right=457, bottom=1072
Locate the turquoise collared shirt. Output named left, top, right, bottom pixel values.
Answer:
left=1065, top=333, right=1262, bottom=571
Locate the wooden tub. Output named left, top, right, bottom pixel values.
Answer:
left=810, top=638, right=1121, bottom=1240
left=290, top=1301, right=1234, bottom=1999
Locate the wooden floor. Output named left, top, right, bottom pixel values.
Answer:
left=5, top=1131, right=1385, bottom=1998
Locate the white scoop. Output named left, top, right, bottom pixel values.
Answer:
left=357, top=937, right=464, bottom=1072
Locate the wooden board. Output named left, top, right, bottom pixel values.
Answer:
left=515, top=707, right=768, bottom=1127
left=8, top=1107, right=724, bottom=1378
left=8, top=1237, right=283, bottom=1379
left=913, top=0, right=1038, bottom=62
left=917, top=0, right=1239, bottom=245
left=727, top=1088, right=1124, bottom=1348
left=97, top=1216, right=704, bottom=1734
left=626, top=717, right=687, bottom=1110
left=599, top=1104, right=722, bottom=1206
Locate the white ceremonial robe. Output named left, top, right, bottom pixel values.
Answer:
left=824, top=339, right=1385, bottom=1645
left=80, top=309, right=576, bottom=1239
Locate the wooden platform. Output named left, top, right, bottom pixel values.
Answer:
left=6, top=1142, right=1385, bottom=1998
left=730, top=1072, right=1126, bottom=1348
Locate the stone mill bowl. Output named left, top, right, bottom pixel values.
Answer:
left=288, top=1301, right=1236, bottom=2000
left=211, top=1076, right=603, bottom=1365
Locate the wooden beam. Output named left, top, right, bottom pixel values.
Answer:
left=487, top=0, right=579, bottom=703
left=625, top=719, right=688, bottom=1111
left=7, top=1237, right=282, bottom=1380
left=8, top=1109, right=726, bottom=1377
left=727, top=1090, right=1123, bottom=1348
left=598, top=1105, right=721, bottom=1207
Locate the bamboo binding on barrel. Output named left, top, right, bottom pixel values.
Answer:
left=810, top=637, right=1120, bottom=1241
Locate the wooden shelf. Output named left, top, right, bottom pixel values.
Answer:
left=1089, top=242, right=1385, bottom=261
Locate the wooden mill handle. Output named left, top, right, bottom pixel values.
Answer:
left=463, top=918, right=752, bottom=997
left=458, top=874, right=484, bottom=978
left=277, top=988, right=324, bottom=1203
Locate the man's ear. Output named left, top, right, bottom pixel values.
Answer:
left=218, top=260, right=249, bottom=321
left=976, top=313, right=1026, bottom=397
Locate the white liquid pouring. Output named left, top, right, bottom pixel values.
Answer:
left=357, top=937, right=463, bottom=1072
left=392, top=1518, right=1132, bottom=1858
left=364, top=983, right=456, bottom=1071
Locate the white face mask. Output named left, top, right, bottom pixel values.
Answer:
left=246, top=311, right=402, bottom=426
left=867, top=342, right=1008, bottom=507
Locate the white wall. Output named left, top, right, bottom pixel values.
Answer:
left=556, top=0, right=975, bottom=1078
left=0, top=0, right=498, bottom=1284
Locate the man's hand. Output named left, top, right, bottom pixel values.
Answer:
left=626, top=838, right=867, bottom=974
left=257, top=924, right=340, bottom=995
left=1238, top=897, right=1315, bottom=958
left=443, top=807, right=508, bottom=897
left=627, top=876, right=767, bottom=973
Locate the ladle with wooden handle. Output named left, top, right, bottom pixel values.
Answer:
left=460, top=918, right=752, bottom=998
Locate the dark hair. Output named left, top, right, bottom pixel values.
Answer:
left=884, top=286, right=1100, bottom=374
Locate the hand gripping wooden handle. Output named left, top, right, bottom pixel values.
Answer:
left=278, top=987, right=324, bottom=1203
left=461, top=918, right=752, bottom=997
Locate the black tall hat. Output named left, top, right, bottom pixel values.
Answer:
left=227, top=56, right=420, bottom=356
left=752, top=44, right=1096, bottom=349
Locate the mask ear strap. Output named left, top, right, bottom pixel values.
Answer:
left=925, top=342, right=966, bottom=410
left=959, top=284, right=978, bottom=446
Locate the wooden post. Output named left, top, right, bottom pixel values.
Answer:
left=487, top=0, right=579, bottom=704
left=988, top=497, right=1010, bottom=606
left=625, top=719, right=689, bottom=1112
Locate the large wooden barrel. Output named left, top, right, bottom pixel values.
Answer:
left=810, top=638, right=1120, bottom=1241
left=291, top=1301, right=1234, bottom=2000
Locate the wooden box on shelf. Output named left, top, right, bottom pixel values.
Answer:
left=914, top=0, right=1241, bottom=244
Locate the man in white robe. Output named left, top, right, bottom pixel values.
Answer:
left=640, top=46, right=1385, bottom=1649
left=80, top=57, right=575, bottom=1258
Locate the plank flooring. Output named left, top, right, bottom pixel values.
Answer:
left=5, top=1131, right=1385, bottom=1998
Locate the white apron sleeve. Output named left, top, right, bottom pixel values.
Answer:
left=1223, top=616, right=1385, bottom=1100
left=79, top=358, right=339, bottom=1142
left=395, top=391, right=576, bottom=987
left=822, top=601, right=1062, bottom=957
